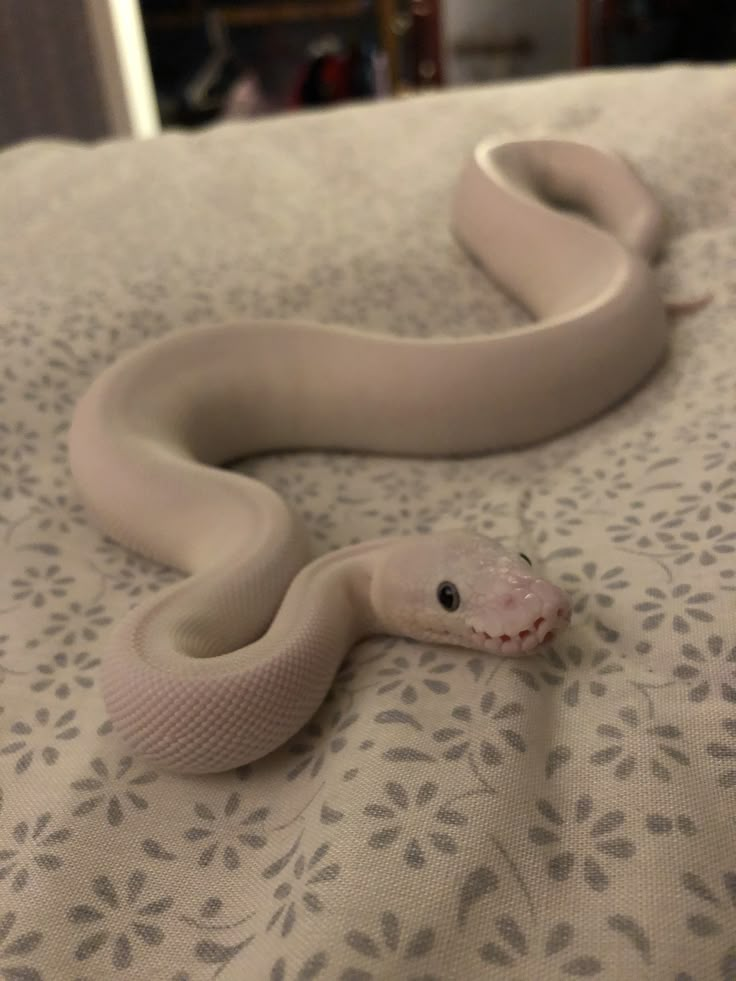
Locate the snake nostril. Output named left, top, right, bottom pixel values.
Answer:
left=534, top=617, right=545, bottom=629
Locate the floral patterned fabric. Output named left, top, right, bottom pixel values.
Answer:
left=1, top=64, right=735, bottom=980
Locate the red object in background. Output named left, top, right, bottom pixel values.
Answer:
left=578, top=0, right=619, bottom=66
left=291, top=53, right=349, bottom=106
left=319, top=54, right=350, bottom=99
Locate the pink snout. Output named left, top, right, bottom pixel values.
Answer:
left=470, top=583, right=572, bottom=656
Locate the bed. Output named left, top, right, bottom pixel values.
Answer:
left=1, top=63, right=734, bottom=980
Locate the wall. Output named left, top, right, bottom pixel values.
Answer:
left=0, top=0, right=109, bottom=146
left=0, top=0, right=158, bottom=148
left=441, top=0, right=578, bottom=85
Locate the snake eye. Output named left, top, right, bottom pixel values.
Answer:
left=437, top=581, right=460, bottom=612
left=519, top=553, right=532, bottom=567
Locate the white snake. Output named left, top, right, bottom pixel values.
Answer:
left=68, top=138, right=667, bottom=774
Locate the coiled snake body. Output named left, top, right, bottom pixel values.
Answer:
left=69, top=138, right=667, bottom=773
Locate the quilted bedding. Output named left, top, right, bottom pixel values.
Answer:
left=1, top=63, right=735, bottom=980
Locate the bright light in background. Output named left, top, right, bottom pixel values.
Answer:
left=86, top=0, right=160, bottom=139
left=106, top=0, right=159, bottom=137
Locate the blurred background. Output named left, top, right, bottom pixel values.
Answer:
left=1, top=0, right=735, bottom=147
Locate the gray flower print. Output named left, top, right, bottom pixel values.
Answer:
left=675, top=477, right=736, bottom=522
left=706, top=717, right=736, bottom=789
left=94, top=542, right=180, bottom=596
left=364, top=781, right=467, bottom=869
left=560, top=563, right=630, bottom=616
left=557, top=562, right=629, bottom=642
left=512, top=645, right=623, bottom=707
left=71, top=756, right=159, bottom=826
left=479, top=917, right=604, bottom=976
left=644, top=812, right=698, bottom=837
left=530, top=502, right=584, bottom=545
left=261, top=469, right=325, bottom=512
left=30, top=650, right=100, bottom=699
left=457, top=865, right=501, bottom=928
left=0, top=910, right=43, bottom=981
left=341, top=910, right=439, bottom=981
left=109, top=562, right=180, bottom=598
left=721, top=565, right=736, bottom=593
left=23, top=494, right=88, bottom=538
left=568, top=463, right=634, bottom=502
left=9, top=563, right=75, bottom=609
left=379, top=482, right=506, bottom=538
left=528, top=794, right=635, bottom=892
left=41, top=601, right=113, bottom=646
left=286, top=710, right=359, bottom=781
left=45, top=335, right=110, bottom=384
left=0, top=802, right=72, bottom=893
left=680, top=869, right=736, bottom=980
left=591, top=705, right=690, bottom=781
left=0, top=421, right=40, bottom=501
left=1, top=461, right=39, bottom=501
left=672, top=636, right=736, bottom=702
left=21, top=373, right=76, bottom=416
left=271, top=951, right=329, bottom=981
left=0, top=633, right=26, bottom=681
left=666, top=523, right=736, bottom=566
left=431, top=690, right=525, bottom=772
left=296, top=505, right=337, bottom=543
left=179, top=896, right=255, bottom=979
left=68, top=870, right=174, bottom=970
left=1, top=708, right=79, bottom=773
left=701, top=448, right=736, bottom=474
left=184, top=793, right=269, bottom=869
left=263, top=837, right=340, bottom=938
left=376, top=649, right=455, bottom=704
left=635, top=584, right=715, bottom=634
left=606, top=508, right=684, bottom=548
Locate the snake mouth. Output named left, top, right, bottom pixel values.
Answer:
left=470, top=608, right=570, bottom=656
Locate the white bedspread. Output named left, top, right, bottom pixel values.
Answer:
left=1, top=63, right=735, bottom=980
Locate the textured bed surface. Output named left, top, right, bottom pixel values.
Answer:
left=1, top=64, right=735, bottom=980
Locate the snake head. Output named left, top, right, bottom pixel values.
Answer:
left=370, top=531, right=571, bottom=657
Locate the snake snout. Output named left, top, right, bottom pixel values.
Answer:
left=501, top=592, right=572, bottom=656
left=533, top=601, right=572, bottom=645
left=465, top=576, right=572, bottom=658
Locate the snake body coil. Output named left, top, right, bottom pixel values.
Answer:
left=69, top=138, right=667, bottom=773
